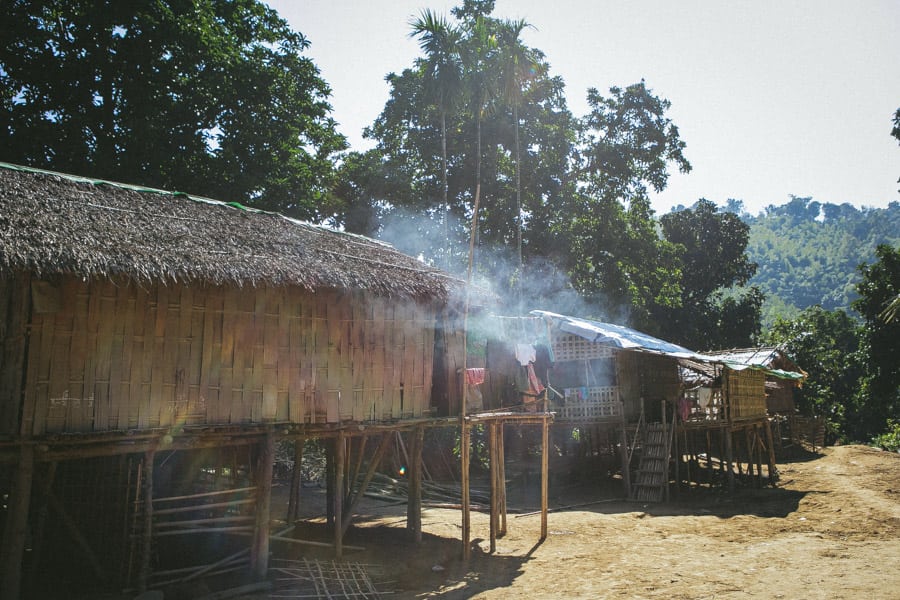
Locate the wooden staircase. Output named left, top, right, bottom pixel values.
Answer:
left=631, top=422, right=673, bottom=502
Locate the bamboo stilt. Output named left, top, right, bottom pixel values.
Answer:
left=138, top=449, right=155, bottom=593
left=407, top=425, right=424, bottom=543
left=251, top=429, right=274, bottom=579
left=287, top=438, right=303, bottom=522
left=0, top=444, right=34, bottom=600
left=764, top=419, right=778, bottom=485
left=541, top=416, right=549, bottom=541
left=498, top=422, right=507, bottom=537
left=334, top=431, right=345, bottom=559
left=489, top=422, right=499, bottom=553
left=460, top=420, right=471, bottom=560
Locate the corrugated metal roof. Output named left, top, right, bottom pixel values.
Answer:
left=531, top=310, right=806, bottom=382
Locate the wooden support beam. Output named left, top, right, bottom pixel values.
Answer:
left=489, top=422, right=499, bottom=553
left=460, top=420, right=471, bottom=561
left=724, top=427, right=735, bottom=493
left=138, top=449, right=155, bottom=593
left=541, top=416, right=549, bottom=541
left=0, top=444, right=34, bottom=600
left=498, top=422, right=507, bottom=537
left=333, top=430, right=345, bottom=559
left=27, top=460, right=57, bottom=592
left=407, top=425, right=424, bottom=543
left=251, top=429, right=274, bottom=580
left=764, top=419, right=778, bottom=486
left=287, top=438, right=303, bottom=522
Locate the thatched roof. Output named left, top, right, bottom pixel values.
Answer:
left=0, top=163, right=463, bottom=301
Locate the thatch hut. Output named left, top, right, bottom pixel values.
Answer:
left=0, top=163, right=475, bottom=597
left=477, top=311, right=806, bottom=502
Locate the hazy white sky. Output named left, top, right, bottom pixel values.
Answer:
left=267, top=0, right=899, bottom=215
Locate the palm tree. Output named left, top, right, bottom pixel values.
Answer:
left=409, top=10, right=462, bottom=269
left=497, top=18, right=540, bottom=274
left=458, top=15, right=498, bottom=278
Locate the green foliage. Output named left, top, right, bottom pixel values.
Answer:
left=0, top=0, right=345, bottom=218
left=871, top=420, right=900, bottom=453
left=851, top=244, right=900, bottom=441
left=652, top=199, right=761, bottom=349
left=745, top=198, right=900, bottom=326
left=763, top=306, right=864, bottom=442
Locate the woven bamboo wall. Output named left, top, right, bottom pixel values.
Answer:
left=725, top=368, right=767, bottom=420
left=18, top=276, right=438, bottom=435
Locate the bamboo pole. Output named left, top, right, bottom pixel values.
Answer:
left=541, top=416, right=549, bottom=541
left=251, top=429, right=274, bottom=580
left=460, top=419, right=471, bottom=560
left=287, top=438, right=303, bottom=522
left=489, top=421, right=499, bottom=553
left=498, top=422, right=507, bottom=537
left=138, top=449, right=155, bottom=592
left=764, top=419, right=778, bottom=486
left=334, top=430, right=345, bottom=558
left=407, top=425, right=425, bottom=543
left=27, top=460, right=57, bottom=591
left=0, top=444, right=34, bottom=600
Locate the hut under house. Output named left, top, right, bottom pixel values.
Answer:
left=475, top=310, right=806, bottom=503
left=0, top=163, right=552, bottom=598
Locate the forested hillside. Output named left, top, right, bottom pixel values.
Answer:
left=740, top=197, right=900, bottom=325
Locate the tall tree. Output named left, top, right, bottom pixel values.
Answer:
left=564, top=81, right=690, bottom=323
left=409, top=10, right=462, bottom=267
left=0, top=0, right=345, bottom=218
left=496, top=17, right=539, bottom=273
left=655, top=199, right=761, bottom=349
left=764, top=307, right=863, bottom=443
left=852, top=244, right=900, bottom=440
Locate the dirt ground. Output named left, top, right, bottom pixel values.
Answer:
left=267, top=444, right=900, bottom=600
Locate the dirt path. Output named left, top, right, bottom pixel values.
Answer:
left=325, top=445, right=900, bottom=599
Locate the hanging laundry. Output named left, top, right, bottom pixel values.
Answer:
left=515, top=343, right=536, bottom=366
left=465, top=368, right=486, bottom=386
left=526, top=363, right=545, bottom=395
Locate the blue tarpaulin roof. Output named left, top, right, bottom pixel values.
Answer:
left=530, top=310, right=805, bottom=382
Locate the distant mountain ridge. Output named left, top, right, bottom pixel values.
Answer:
left=738, top=197, right=900, bottom=325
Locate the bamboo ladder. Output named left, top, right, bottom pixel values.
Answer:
left=631, top=408, right=676, bottom=502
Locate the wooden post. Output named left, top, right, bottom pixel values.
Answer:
left=754, top=424, right=764, bottom=488
left=619, top=425, right=631, bottom=498
left=540, top=416, right=549, bottom=541
left=407, top=426, right=424, bottom=543
left=460, top=419, right=471, bottom=560
left=498, top=422, right=507, bottom=537
left=27, top=461, right=58, bottom=591
left=0, top=444, right=34, bottom=600
left=489, top=421, right=499, bottom=553
left=251, top=430, right=275, bottom=579
left=287, top=438, right=303, bottom=523
left=334, top=431, right=345, bottom=559
left=724, top=427, right=735, bottom=493
left=138, top=449, right=155, bottom=593
left=764, top=419, right=778, bottom=486
left=325, top=438, right=335, bottom=526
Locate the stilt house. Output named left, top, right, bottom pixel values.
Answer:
left=0, top=163, right=471, bottom=597
left=478, top=311, right=805, bottom=501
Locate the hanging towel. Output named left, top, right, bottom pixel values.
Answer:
left=465, top=368, right=486, bottom=386
left=526, top=363, right=545, bottom=395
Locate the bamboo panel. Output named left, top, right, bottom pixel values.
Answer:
left=115, top=290, right=134, bottom=430
left=551, top=332, right=616, bottom=362
left=100, top=287, right=124, bottom=430
left=727, top=369, right=767, bottom=419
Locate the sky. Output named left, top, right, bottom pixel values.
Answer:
left=267, top=0, right=900, bottom=215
